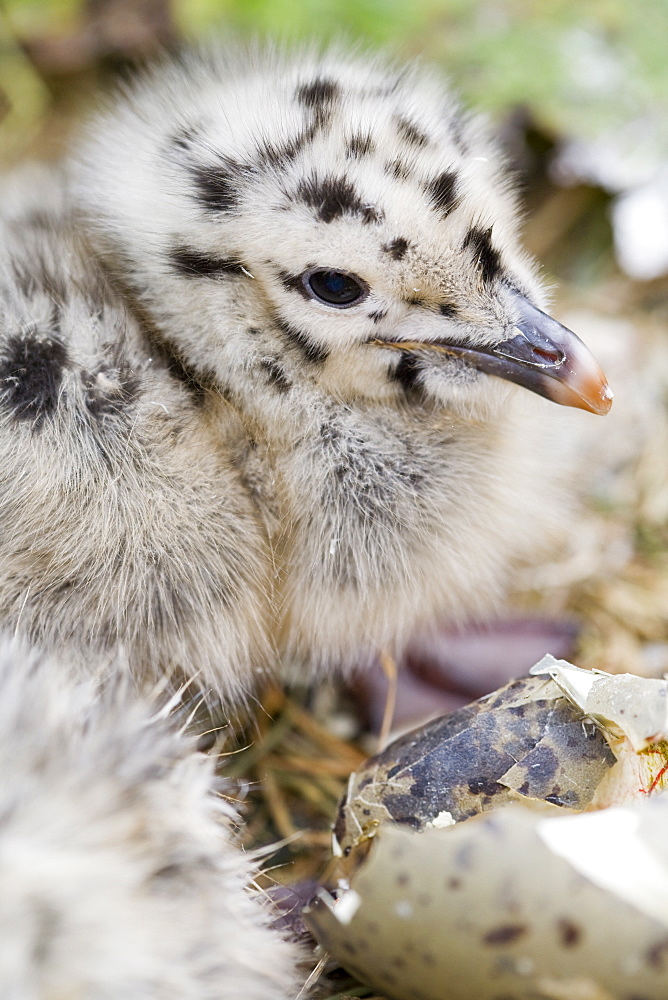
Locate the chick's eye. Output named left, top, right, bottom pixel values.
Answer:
left=304, top=269, right=368, bottom=308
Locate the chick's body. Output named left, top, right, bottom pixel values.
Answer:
left=0, top=640, right=300, bottom=1000
left=0, top=45, right=613, bottom=1000
left=0, top=48, right=606, bottom=699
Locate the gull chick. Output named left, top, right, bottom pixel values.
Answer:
left=0, top=46, right=612, bottom=999
left=0, top=46, right=611, bottom=702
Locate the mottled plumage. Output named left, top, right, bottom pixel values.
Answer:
left=1, top=47, right=609, bottom=697
left=0, top=45, right=611, bottom=997
left=0, top=640, right=300, bottom=999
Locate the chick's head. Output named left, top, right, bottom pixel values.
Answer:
left=75, top=47, right=611, bottom=423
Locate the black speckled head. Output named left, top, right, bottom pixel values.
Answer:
left=75, top=46, right=610, bottom=420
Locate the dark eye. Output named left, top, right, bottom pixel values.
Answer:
left=304, top=269, right=368, bottom=308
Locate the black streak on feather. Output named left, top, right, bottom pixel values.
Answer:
left=0, top=331, right=68, bottom=425
left=384, top=159, right=412, bottom=181
left=346, top=133, right=375, bottom=159
left=277, top=270, right=310, bottom=299
left=382, top=238, right=410, bottom=261
left=171, top=124, right=200, bottom=151
left=426, top=171, right=458, bottom=217
left=147, top=334, right=215, bottom=406
left=260, top=358, right=292, bottom=394
left=395, top=115, right=430, bottom=148
left=391, top=352, right=422, bottom=393
left=168, top=244, right=247, bottom=278
left=256, top=124, right=317, bottom=168
left=190, top=161, right=243, bottom=213
left=296, top=174, right=381, bottom=225
left=277, top=320, right=330, bottom=364
left=296, top=78, right=339, bottom=109
left=439, top=301, right=459, bottom=318
left=464, top=226, right=503, bottom=285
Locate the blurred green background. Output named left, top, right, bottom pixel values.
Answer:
left=2, top=0, right=667, bottom=156
left=2, top=0, right=667, bottom=277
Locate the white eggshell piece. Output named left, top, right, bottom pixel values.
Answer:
left=531, top=655, right=668, bottom=751
left=306, top=796, right=668, bottom=1000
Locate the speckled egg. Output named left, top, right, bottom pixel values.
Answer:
left=308, top=662, right=668, bottom=999
left=307, top=795, right=668, bottom=1000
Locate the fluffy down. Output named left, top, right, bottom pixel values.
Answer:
left=0, top=639, right=302, bottom=1000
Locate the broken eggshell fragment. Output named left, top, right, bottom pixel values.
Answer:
left=309, top=662, right=668, bottom=1000
left=333, top=673, right=615, bottom=863
left=532, top=655, right=668, bottom=804
left=531, top=654, right=668, bottom=752
left=307, top=795, right=668, bottom=1000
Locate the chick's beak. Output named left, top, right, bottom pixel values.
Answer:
left=373, top=291, right=613, bottom=415
left=490, top=291, right=613, bottom=415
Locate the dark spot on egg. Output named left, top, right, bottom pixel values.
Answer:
left=468, top=778, right=502, bottom=796
left=483, top=924, right=528, bottom=946
left=646, top=936, right=668, bottom=969
left=557, top=918, right=582, bottom=948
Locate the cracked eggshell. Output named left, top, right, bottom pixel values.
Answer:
left=306, top=796, right=668, bottom=1000
left=532, top=656, right=668, bottom=806
left=532, top=655, right=668, bottom=752
left=333, top=674, right=615, bottom=861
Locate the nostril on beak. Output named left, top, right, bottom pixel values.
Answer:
left=494, top=332, right=566, bottom=370
left=531, top=345, right=564, bottom=366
